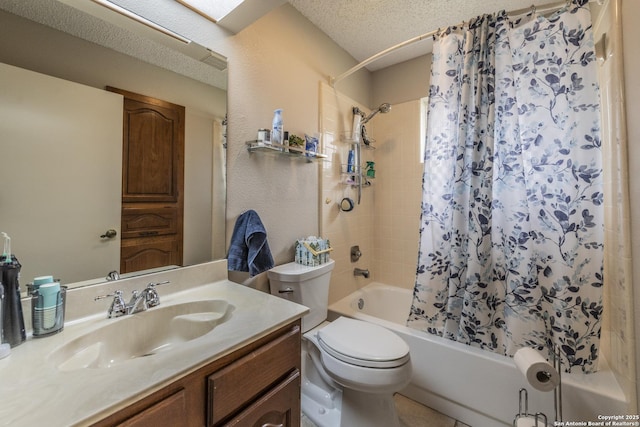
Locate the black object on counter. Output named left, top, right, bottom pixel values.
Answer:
left=1, top=255, right=26, bottom=347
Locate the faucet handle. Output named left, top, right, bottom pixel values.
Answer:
left=147, top=280, right=170, bottom=288
left=94, top=290, right=122, bottom=301
left=95, top=290, right=127, bottom=318
left=144, top=280, right=170, bottom=308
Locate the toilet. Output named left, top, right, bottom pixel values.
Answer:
left=267, top=260, right=412, bottom=427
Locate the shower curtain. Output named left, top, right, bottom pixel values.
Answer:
left=408, top=0, right=604, bottom=372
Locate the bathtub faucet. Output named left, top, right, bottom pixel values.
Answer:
left=354, top=268, right=370, bottom=278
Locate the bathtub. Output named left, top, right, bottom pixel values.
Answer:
left=328, top=283, right=628, bottom=427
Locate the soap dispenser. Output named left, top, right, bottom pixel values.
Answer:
left=1, top=233, right=25, bottom=347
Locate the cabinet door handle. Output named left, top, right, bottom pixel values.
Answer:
left=261, top=424, right=284, bottom=427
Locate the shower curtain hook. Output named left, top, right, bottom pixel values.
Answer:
left=530, top=4, right=536, bottom=14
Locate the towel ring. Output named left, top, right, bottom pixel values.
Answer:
left=340, top=197, right=354, bottom=212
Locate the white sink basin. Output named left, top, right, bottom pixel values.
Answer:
left=50, top=299, right=233, bottom=371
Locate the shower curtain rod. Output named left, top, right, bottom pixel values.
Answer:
left=328, top=0, right=590, bottom=86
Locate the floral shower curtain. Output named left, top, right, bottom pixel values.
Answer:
left=408, top=0, right=604, bottom=372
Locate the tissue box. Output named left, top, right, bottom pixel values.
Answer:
left=295, top=236, right=332, bottom=266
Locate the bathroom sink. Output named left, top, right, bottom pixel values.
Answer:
left=50, top=299, right=233, bottom=371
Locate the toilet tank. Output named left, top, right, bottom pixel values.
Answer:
left=267, top=259, right=335, bottom=332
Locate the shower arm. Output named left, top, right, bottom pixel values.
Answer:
left=361, top=110, right=379, bottom=125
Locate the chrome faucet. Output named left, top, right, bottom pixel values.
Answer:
left=95, top=280, right=170, bottom=318
left=354, top=268, right=370, bottom=278
left=127, top=289, right=149, bottom=315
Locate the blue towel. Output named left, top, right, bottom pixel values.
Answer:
left=227, top=210, right=275, bottom=276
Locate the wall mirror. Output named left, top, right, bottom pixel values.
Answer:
left=0, top=1, right=227, bottom=291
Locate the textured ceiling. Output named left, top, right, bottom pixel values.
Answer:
left=1, top=0, right=591, bottom=83
left=288, top=0, right=582, bottom=71
left=0, top=0, right=227, bottom=89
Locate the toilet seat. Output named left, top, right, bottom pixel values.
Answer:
left=317, top=317, right=410, bottom=369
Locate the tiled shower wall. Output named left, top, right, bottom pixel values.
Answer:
left=319, top=83, right=424, bottom=303
left=370, top=100, right=423, bottom=290
left=319, top=82, right=376, bottom=304
left=593, top=0, right=637, bottom=410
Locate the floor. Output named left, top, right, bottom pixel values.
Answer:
left=301, top=393, right=472, bottom=427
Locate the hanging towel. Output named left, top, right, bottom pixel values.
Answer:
left=227, top=210, right=274, bottom=276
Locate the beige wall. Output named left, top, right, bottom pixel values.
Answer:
left=223, top=4, right=372, bottom=289
left=372, top=54, right=432, bottom=107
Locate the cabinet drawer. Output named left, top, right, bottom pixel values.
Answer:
left=223, top=371, right=300, bottom=427
left=121, top=207, right=178, bottom=238
left=207, top=326, right=300, bottom=426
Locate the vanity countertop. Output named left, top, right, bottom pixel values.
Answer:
left=0, top=267, right=308, bottom=426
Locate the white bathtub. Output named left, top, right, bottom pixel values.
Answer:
left=328, top=283, right=629, bottom=427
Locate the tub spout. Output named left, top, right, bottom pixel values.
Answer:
left=354, top=268, right=370, bottom=278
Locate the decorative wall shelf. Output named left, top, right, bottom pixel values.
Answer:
left=341, top=164, right=374, bottom=187
left=340, top=134, right=376, bottom=202
left=246, top=141, right=327, bottom=162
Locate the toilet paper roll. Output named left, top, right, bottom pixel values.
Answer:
left=515, top=414, right=548, bottom=427
left=514, top=347, right=559, bottom=392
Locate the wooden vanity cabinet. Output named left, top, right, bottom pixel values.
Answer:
left=91, top=320, right=301, bottom=427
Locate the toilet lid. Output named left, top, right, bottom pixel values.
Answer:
left=317, top=317, right=410, bottom=368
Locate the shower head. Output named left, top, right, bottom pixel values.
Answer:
left=361, top=103, right=391, bottom=124
left=378, top=103, right=392, bottom=113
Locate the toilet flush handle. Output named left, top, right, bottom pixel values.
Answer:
left=278, top=287, right=294, bottom=294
